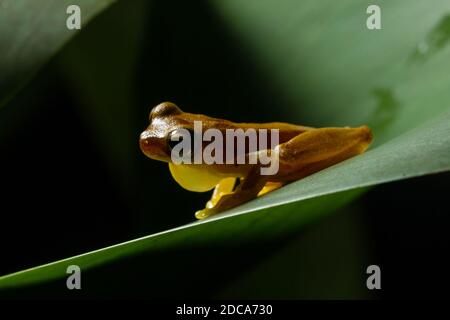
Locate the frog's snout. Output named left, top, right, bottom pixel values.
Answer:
left=139, top=130, right=151, bottom=152
left=140, top=130, right=169, bottom=162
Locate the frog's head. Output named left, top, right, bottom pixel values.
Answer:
left=140, top=101, right=234, bottom=163
left=140, top=102, right=186, bottom=162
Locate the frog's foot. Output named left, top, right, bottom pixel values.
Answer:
left=257, top=181, right=284, bottom=196
left=195, top=207, right=216, bottom=220
left=194, top=168, right=268, bottom=220
left=195, top=185, right=266, bottom=219
left=195, top=177, right=237, bottom=219
left=195, top=189, right=234, bottom=219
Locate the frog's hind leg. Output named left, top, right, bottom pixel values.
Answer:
left=277, top=126, right=373, bottom=180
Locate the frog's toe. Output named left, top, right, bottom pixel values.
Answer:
left=195, top=208, right=213, bottom=220
left=195, top=206, right=223, bottom=219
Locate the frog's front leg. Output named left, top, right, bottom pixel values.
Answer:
left=205, top=177, right=237, bottom=208
left=195, top=167, right=268, bottom=219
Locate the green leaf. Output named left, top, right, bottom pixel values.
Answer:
left=2, top=0, right=450, bottom=293
left=0, top=0, right=116, bottom=107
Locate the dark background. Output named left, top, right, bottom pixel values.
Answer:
left=0, top=0, right=449, bottom=298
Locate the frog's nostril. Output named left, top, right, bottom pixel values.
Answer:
left=140, top=138, right=148, bottom=147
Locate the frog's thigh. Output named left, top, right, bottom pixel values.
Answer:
left=277, top=126, right=372, bottom=176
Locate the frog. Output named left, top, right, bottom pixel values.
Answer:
left=140, top=102, right=373, bottom=219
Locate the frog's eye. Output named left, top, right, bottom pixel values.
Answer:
left=150, top=102, right=182, bottom=121
left=167, top=128, right=194, bottom=151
